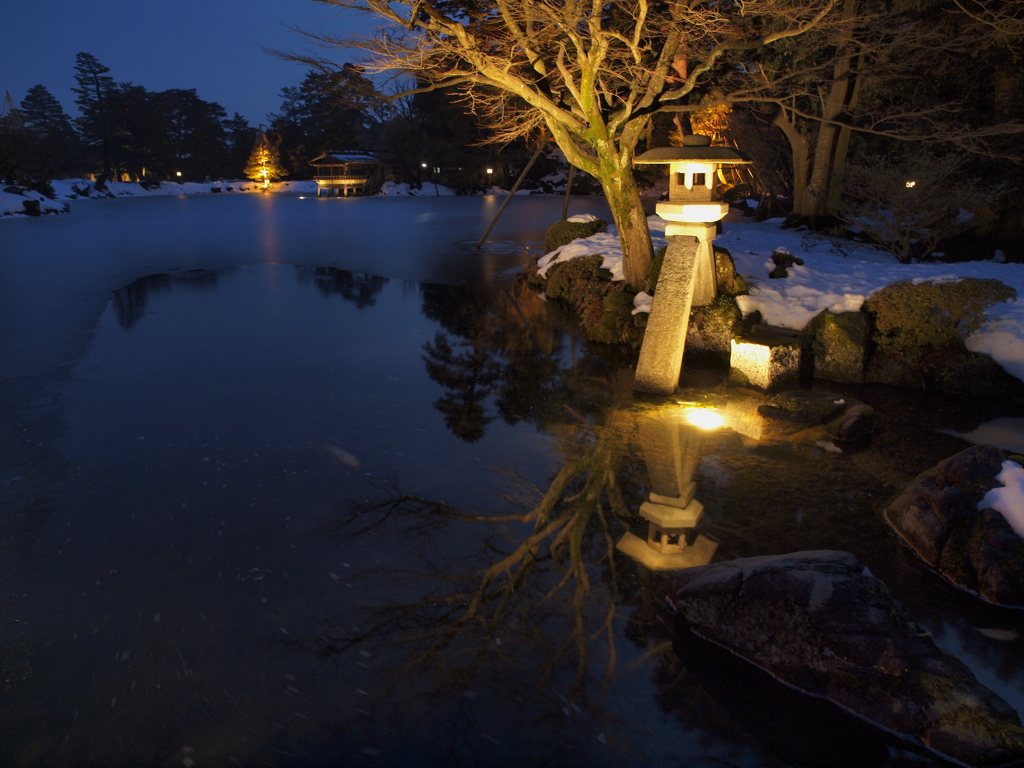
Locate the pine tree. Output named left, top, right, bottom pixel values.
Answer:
left=21, top=85, right=77, bottom=140
left=20, top=85, right=83, bottom=179
left=72, top=52, right=117, bottom=182
left=243, top=131, right=284, bottom=188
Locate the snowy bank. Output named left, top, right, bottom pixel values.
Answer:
left=1, top=178, right=468, bottom=219
left=1, top=178, right=322, bottom=219
left=377, top=181, right=456, bottom=196
left=537, top=213, right=1024, bottom=384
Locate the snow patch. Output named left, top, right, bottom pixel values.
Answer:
left=978, top=461, right=1024, bottom=539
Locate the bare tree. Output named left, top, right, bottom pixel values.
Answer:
left=719, top=0, right=1024, bottom=223
left=284, top=0, right=842, bottom=289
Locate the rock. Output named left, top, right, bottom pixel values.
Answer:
left=758, top=390, right=847, bottom=423
left=885, top=445, right=1024, bottom=607
left=668, top=551, right=1024, bottom=767
left=729, top=327, right=802, bottom=392
left=825, top=403, right=879, bottom=441
left=686, top=299, right=741, bottom=359
left=804, top=310, right=869, bottom=384
left=21, top=199, right=41, bottom=217
left=768, top=248, right=804, bottom=279
left=713, top=245, right=744, bottom=296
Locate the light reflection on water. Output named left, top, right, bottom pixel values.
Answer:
left=0, top=196, right=1022, bottom=767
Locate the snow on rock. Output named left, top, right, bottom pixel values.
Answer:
left=978, top=461, right=1024, bottom=539
left=0, top=188, right=68, bottom=217
left=536, top=214, right=668, bottom=284
left=567, top=213, right=600, bottom=223
left=632, top=291, right=653, bottom=315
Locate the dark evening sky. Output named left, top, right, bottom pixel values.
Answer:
left=1, top=0, right=377, bottom=127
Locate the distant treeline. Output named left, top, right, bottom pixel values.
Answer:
left=0, top=52, right=556, bottom=194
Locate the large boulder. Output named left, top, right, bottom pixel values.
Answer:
left=668, top=550, right=1024, bottom=767
left=885, top=444, right=1024, bottom=607
left=803, top=309, right=869, bottom=384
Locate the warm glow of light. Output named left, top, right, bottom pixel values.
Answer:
left=176, top=171, right=182, bottom=177
left=906, top=180, right=917, bottom=188
left=683, top=407, right=724, bottom=430
left=421, top=163, right=428, bottom=168
left=657, top=201, right=729, bottom=223
left=486, top=168, right=493, bottom=174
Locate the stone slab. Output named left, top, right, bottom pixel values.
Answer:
left=729, top=336, right=801, bottom=392
left=640, top=499, right=704, bottom=528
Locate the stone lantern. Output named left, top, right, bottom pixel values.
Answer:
left=632, top=136, right=752, bottom=395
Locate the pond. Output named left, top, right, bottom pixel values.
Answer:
left=1, top=193, right=1022, bottom=767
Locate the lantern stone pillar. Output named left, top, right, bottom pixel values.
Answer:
left=632, top=137, right=752, bottom=395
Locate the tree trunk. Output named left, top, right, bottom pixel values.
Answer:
left=597, top=165, right=653, bottom=290
left=803, top=0, right=859, bottom=223
left=774, top=106, right=810, bottom=216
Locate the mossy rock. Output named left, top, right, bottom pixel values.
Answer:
left=864, top=278, right=1016, bottom=353
left=866, top=344, right=1024, bottom=399
left=861, top=278, right=1020, bottom=398
left=886, top=445, right=1024, bottom=607
left=544, top=254, right=604, bottom=301
left=687, top=296, right=742, bottom=357
left=582, top=289, right=642, bottom=346
left=544, top=217, right=608, bottom=253
left=713, top=245, right=748, bottom=296
left=803, top=310, right=869, bottom=384
left=669, top=551, right=1024, bottom=767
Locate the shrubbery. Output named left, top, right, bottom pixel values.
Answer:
left=544, top=254, right=605, bottom=302
left=543, top=217, right=608, bottom=253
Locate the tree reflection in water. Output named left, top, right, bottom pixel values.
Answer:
left=112, top=269, right=222, bottom=328
left=299, top=266, right=388, bottom=308
left=315, top=280, right=673, bottom=700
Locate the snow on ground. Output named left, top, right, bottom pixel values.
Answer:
left=539, top=212, right=1024, bottom=384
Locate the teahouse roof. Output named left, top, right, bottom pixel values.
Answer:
left=309, top=151, right=380, bottom=165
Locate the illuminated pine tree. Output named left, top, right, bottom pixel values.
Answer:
left=243, top=131, right=284, bottom=189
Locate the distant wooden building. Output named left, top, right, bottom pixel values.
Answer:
left=309, top=151, right=384, bottom=197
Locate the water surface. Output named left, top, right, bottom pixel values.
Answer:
left=1, top=194, right=1022, bottom=767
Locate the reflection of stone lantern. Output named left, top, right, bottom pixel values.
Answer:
left=632, top=136, right=752, bottom=395
left=616, top=408, right=718, bottom=570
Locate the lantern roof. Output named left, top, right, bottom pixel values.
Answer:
left=635, top=135, right=752, bottom=166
